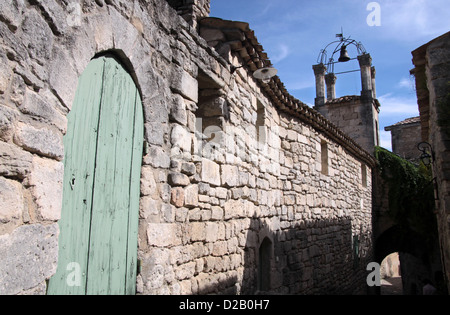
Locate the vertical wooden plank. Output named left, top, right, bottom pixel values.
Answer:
left=86, top=57, right=140, bottom=295
left=125, top=90, right=144, bottom=295
left=47, top=58, right=106, bottom=295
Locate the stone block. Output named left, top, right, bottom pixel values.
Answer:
left=0, top=224, right=59, bottom=295
left=20, top=89, right=68, bottom=133
left=171, top=187, right=185, bottom=208
left=139, top=196, right=160, bottom=220
left=169, top=172, right=190, bottom=187
left=181, top=162, right=196, bottom=176
left=48, top=45, right=78, bottom=110
left=190, top=222, right=205, bottom=242
left=0, top=105, right=19, bottom=142
left=170, top=94, right=188, bottom=126
left=144, top=122, right=166, bottom=146
left=200, top=28, right=226, bottom=43
left=0, top=177, right=23, bottom=223
left=144, top=146, right=171, bottom=169
left=184, top=184, right=199, bottom=208
left=14, top=122, right=64, bottom=161
left=197, top=96, right=228, bottom=117
left=147, top=223, right=181, bottom=247
left=140, top=166, right=158, bottom=197
left=0, top=141, right=33, bottom=179
left=171, top=66, right=198, bottom=103
left=221, top=164, right=239, bottom=187
left=205, top=222, right=219, bottom=243
left=211, top=206, right=224, bottom=221
left=28, top=156, right=64, bottom=222
left=171, top=124, right=192, bottom=153
left=201, top=158, right=220, bottom=186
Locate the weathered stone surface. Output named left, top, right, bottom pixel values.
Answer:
left=168, top=172, right=190, bottom=187
left=0, top=224, right=59, bottom=295
left=21, top=9, right=54, bottom=64
left=170, top=94, right=188, bottom=126
left=0, top=141, right=32, bottom=179
left=147, top=223, right=181, bottom=247
left=171, top=66, right=198, bottom=103
left=221, top=165, right=239, bottom=187
left=144, top=146, right=171, bottom=169
left=190, top=222, right=205, bottom=242
left=0, top=177, right=23, bottom=223
left=48, top=45, right=79, bottom=110
left=184, top=184, right=199, bottom=208
left=28, top=156, right=63, bottom=222
left=20, top=89, right=68, bottom=133
left=0, top=0, right=25, bottom=32
left=171, top=125, right=192, bottom=153
left=0, top=105, right=18, bottom=142
left=181, top=162, right=196, bottom=176
left=201, top=158, right=220, bottom=186
left=171, top=187, right=185, bottom=208
left=14, top=122, right=64, bottom=161
left=0, top=0, right=376, bottom=296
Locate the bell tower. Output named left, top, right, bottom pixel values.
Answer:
left=313, top=34, right=380, bottom=154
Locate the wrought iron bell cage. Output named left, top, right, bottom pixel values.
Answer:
left=317, top=32, right=367, bottom=75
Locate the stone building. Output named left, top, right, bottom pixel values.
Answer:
left=0, top=0, right=375, bottom=295
left=385, top=116, right=422, bottom=163
left=411, top=31, right=450, bottom=293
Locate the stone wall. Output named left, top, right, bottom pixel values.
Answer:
left=412, top=31, right=450, bottom=293
left=385, top=117, right=422, bottom=163
left=0, top=0, right=373, bottom=295
left=315, top=96, right=380, bottom=155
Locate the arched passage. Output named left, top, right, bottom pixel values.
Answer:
left=375, top=225, right=439, bottom=295
left=47, top=55, right=144, bottom=295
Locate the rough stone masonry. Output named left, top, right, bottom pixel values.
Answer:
left=0, top=0, right=375, bottom=295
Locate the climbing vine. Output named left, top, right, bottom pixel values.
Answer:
left=436, top=81, right=450, bottom=138
left=374, top=146, right=436, bottom=245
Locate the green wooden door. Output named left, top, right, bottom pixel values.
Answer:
left=48, top=56, right=143, bottom=295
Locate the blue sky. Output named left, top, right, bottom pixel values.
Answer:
left=210, top=0, right=450, bottom=151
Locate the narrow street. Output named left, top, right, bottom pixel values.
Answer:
left=381, top=277, right=403, bottom=295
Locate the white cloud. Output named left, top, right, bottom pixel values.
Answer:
left=380, top=0, right=450, bottom=41
left=397, top=77, right=414, bottom=90
left=379, top=130, right=393, bottom=151
left=378, top=93, right=419, bottom=116
left=271, top=43, right=291, bottom=64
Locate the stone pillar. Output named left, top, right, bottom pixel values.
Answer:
left=371, top=66, right=377, bottom=99
left=325, top=73, right=337, bottom=101
left=313, top=63, right=327, bottom=106
left=358, top=53, right=373, bottom=100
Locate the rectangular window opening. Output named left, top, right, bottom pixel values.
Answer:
left=361, top=163, right=367, bottom=187
left=321, top=140, right=329, bottom=176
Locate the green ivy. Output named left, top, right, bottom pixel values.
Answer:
left=374, top=147, right=436, bottom=245
left=436, top=81, right=450, bottom=138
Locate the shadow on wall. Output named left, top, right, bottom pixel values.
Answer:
left=243, top=216, right=373, bottom=295
left=197, top=215, right=372, bottom=295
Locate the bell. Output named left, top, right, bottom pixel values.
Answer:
left=338, top=45, right=351, bottom=62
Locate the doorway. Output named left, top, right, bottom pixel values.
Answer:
left=47, top=56, right=144, bottom=295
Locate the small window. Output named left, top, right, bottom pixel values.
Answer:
left=361, top=163, right=367, bottom=187
left=256, top=101, right=266, bottom=144
left=258, top=237, right=272, bottom=292
left=321, top=140, right=329, bottom=175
